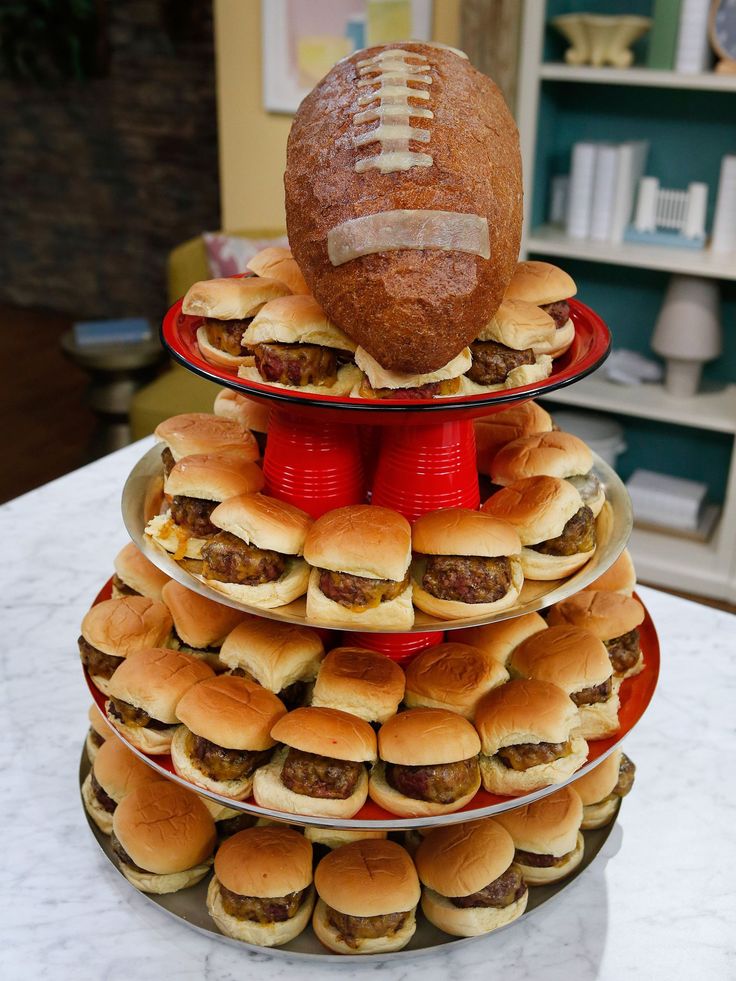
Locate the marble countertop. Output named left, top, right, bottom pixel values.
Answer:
left=1, top=438, right=734, bottom=981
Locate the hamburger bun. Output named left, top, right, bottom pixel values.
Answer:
left=112, top=781, right=216, bottom=893
left=353, top=345, right=472, bottom=394
left=476, top=298, right=556, bottom=349
left=247, top=246, right=310, bottom=295
left=583, top=547, right=636, bottom=596
left=213, top=389, right=270, bottom=435
left=270, top=707, right=377, bottom=762
left=218, top=618, right=324, bottom=694
left=304, top=826, right=387, bottom=849
left=547, top=591, right=645, bottom=679
left=453, top=612, right=547, bottom=667
left=154, top=412, right=259, bottom=464
left=203, top=558, right=311, bottom=610
left=475, top=401, right=554, bottom=475
left=82, top=737, right=161, bottom=834
left=311, top=647, right=405, bottom=724
left=209, top=493, right=312, bottom=556
left=183, top=275, right=290, bottom=320
left=196, top=325, right=255, bottom=371
left=163, top=452, right=264, bottom=502
left=460, top=355, right=553, bottom=396
left=306, top=567, right=414, bottom=629
left=574, top=749, right=622, bottom=807
left=404, top=642, right=508, bottom=719
left=161, top=580, right=246, bottom=660
left=304, top=505, right=411, bottom=582
left=505, top=261, right=577, bottom=306
left=86, top=703, right=111, bottom=762
left=534, top=316, right=575, bottom=358
left=112, top=542, right=170, bottom=601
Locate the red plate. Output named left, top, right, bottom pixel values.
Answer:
left=87, top=580, right=658, bottom=831
left=161, top=293, right=611, bottom=425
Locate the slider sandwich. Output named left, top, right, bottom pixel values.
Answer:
left=183, top=275, right=290, bottom=370
left=219, top=618, right=324, bottom=710
left=474, top=679, right=587, bottom=795
left=482, top=475, right=596, bottom=580
left=207, top=827, right=315, bottom=947
left=462, top=300, right=554, bottom=394
left=213, top=388, right=270, bottom=455
left=495, top=784, right=585, bottom=885
left=85, top=703, right=111, bottom=763
left=454, top=612, right=548, bottom=669
left=370, top=708, right=481, bottom=818
left=491, top=431, right=606, bottom=517
left=411, top=508, right=523, bottom=619
left=162, top=579, right=246, bottom=671
left=82, top=735, right=161, bottom=834
left=154, top=412, right=259, bottom=480
left=111, top=781, right=216, bottom=894
left=548, top=590, right=646, bottom=679
left=475, top=400, right=554, bottom=476
left=574, top=749, right=636, bottom=829
left=310, top=646, right=405, bottom=725
left=238, top=295, right=361, bottom=394
left=403, top=642, right=508, bottom=720
left=78, top=595, right=174, bottom=696
left=172, top=674, right=286, bottom=800
left=509, top=625, right=620, bottom=740
left=112, top=542, right=170, bottom=601
left=415, top=819, right=528, bottom=937
left=105, top=647, right=214, bottom=754
left=247, top=246, right=310, bottom=295
left=504, top=261, right=577, bottom=358
left=583, top=547, right=636, bottom=596
left=200, top=493, right=313, bottom=608
left=304, top=826, right=387, bottom=852
left=253, top=707, right=377, bottom=819
left=312, top=840, right=420, bottom=954
left=352, top=345, right=472, bottom=400
left=145, top=451, right=264, bottom=566
left=304, top=505, right=414, bottom=629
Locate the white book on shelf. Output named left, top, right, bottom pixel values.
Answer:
left=609, top=141, right=649, bottom=243
left=565, top=141, right=598, bottom=240
left=590, top=144, right=619, bottom=242
left=674, top=0, right=712, bottom=74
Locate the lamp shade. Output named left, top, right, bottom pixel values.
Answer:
left=651, top=275, right=722, bottom=361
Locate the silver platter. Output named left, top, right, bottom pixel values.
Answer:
left=80, top=746, right=620, bottom=963
left=122, top=442, right=633, bottom=634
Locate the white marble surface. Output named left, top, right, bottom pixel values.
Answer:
left=1, top=437, right=735, bottom=981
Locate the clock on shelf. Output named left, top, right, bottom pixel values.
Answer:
left=710, top=0, right=736, bottom=73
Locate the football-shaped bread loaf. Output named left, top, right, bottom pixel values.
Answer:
left=285, top=43, right=522, bottom=374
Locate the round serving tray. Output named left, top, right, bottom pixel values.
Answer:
left=80, top=744, right=620, bottom=962
left=121, top=442, right=633, bottom=634
left=84, top=586, right=657, bottom=831
left=162, top=293, right=610, bottom=424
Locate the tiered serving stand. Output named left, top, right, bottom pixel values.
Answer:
left=81, top=291, right=660, bottom=958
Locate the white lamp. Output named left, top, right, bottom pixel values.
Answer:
left=651, top=276, right=722, bottom=398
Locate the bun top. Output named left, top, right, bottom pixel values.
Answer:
left=164, top=452, right=264, bottom=502
left=244, top=295, right=356, bottom=352
left=246, top=247, right=310, bottom=296
left=161, top=580, right=246, bottom=649
left=113, top=543, right=170, bottom=601
left=584, top=548, right=636, bottom=596
left=315, top=839, right=420, bottom=916
left=215, top=826, right=313, bottom=898
left=412, top=508, right=521, bottom=559
left=107, top=647, right=214, bottom=723
left=218, top=618, right=324, bottom=691
left=475, top=402, right=554, bottom=476
left=88, top=703, right=111, bottom=739
left=505, top=261, right=577, bottom=305
left=304, top=505, right=412, bottom=582
left=313, top=646, right=405, bottom=707
left=510, top=625, right=612, bottom=694
left=481, top=476, right=583, bottom=546
left=213, top=389, right=270, bottom=434
left=182, top=276, right=290, bottom=320
left=354, top=345, right=472, bottom=390
left=474, top=679, right=579, bottom=754
left=573, top=750, right=622, bottom=805
left=154, top=413, right=259, bottom=464
left=454, top=612, right=547, bottom=667
left=378, top=708, right=481, bottom=765
left=415, top=818, right=515, bottom=897
left=491, top=431, right=593, bottom=486
left=271, top=707, right=377, bottom=762
left=495, top=784, right=583, bottom=857
left=477, top=298, right=556, bottom=349
left=547, top=590, right=644, bottom=640
left=404, top=643, right=508, bottom=714
left=81, top=596, right=173, bottom=658
left=176, top=674, right=286, bottom=750
left=113, top=781, right=216, bottom=874
left=92, top=735, right=161, bottom=801
left=210, top=493, right=313, bottom=556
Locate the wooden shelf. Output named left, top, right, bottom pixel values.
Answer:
left=541, top=376, right=736, bottom=435
left=526, top=225, right=736, bottom=281
left=539, top=64, right=736, bottom=93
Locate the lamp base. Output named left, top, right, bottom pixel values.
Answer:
left=663, top=358, right=703, bottom=398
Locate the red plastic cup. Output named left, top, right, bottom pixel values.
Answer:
left=263, top=409, right=366, bottom=519
left=358, top=425, right=381, bottom=491
left=351, top=630, right=445, bottom=665
left=371, top=420, right=480, bottom=520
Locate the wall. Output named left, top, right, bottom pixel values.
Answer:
left=0, top=1, right=219, bottom=319
left=215, top=0, right=461, bottom=232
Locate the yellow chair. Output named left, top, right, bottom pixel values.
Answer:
left=129, top=230, right=285, bottom=440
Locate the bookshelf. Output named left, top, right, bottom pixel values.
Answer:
left=517, top=0, right=736, bottom=603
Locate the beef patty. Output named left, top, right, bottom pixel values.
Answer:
left=386, top=757, right=479, bottom=804
left=170, top=495, right=219, bottom=538
left=111, top=833, right=147, bottom=874
left=496, top=739, right=572, bottom=771
left=614, top=753, right=636, bottom=797
left=421, top=554, right=512, bottom=604
left=540, top=299, right=570, bottom=328
left=216, top=813, right=258, bottom=839
left=605, top=628, right=640, bottom=674
left=187, top=731, right=272, bottom=783
left=254, top=343, right=340, bottom=387
left=111, top=574, right=139, bottom=598
left=78, top=635, right=123, bottom=680
left=204, top=317, right=251, bottom=356
left=532, top=505, right=596, bottom=556
left=201, top=531, right=286, bottom=586
left=515, top=845, right=575, bottom=868
left=161, top=446, right=176, bottom=478
left=570, top=677, right=613, bottom=707
left=451, top=864, right=526, bottom=909
left=359, top=378, right=461, bottom=400
left=326, top=907, right=408, bottom=947
left=466, top=341, right=535, bottom=386
left=228, top=670, right=306, bottom=710
left=318, top=569, right=409, bottom=611
left=90, top=773, right=116, bottom=814
left=107, top=697, right=172, bottom=730
left=220, top=883, right=307, bottom=923
left=281, top=748, right=362, bottom=799
left=88, top=728, right=105, bottom=750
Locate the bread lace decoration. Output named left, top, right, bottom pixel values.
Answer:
left=353, top=48, right=433, bottom=174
